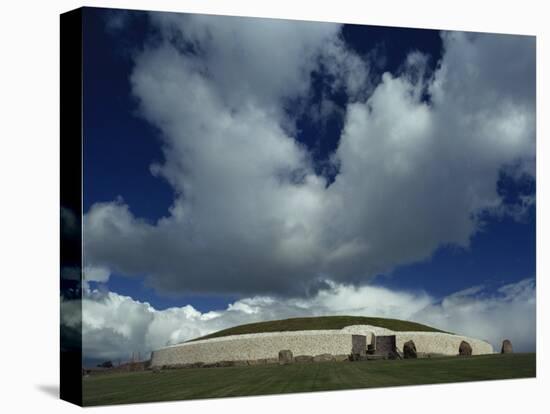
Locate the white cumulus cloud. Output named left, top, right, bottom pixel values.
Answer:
left=83, top=15, right=535, bottom=297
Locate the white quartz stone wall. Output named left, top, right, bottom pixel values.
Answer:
left=341, top=324, right=395, bottom=343
left=394, top=332, right=494, bottom=355
left=150, top=325, right=494, bottom=367
left=151, top=331, right=353, bottom=367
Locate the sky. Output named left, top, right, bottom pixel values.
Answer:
left=67, top=7, right=536, bottom=363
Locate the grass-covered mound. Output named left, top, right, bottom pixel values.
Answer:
left=190, top=315, right=448, bottom=342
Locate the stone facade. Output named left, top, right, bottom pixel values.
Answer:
left=150, top=325, right=494, bottom=368
left=394, top=332, right=492, bottom=356
left=151, top=331, right=355, bottom=367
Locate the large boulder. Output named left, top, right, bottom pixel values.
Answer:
left=313, top=354, right=334, bottom=363
left=403, top=340, right=417, bottom=359
left=459, top=341, right=472, bottom=356
left=232, top=360, right=248, bottom=367
left=294, top=355, right=314, bottom=363
left=216, top=361, right=233, bottom=368
left=247, top=359, right=267, bottom=366
left=501, top=339, right=513, bottom=354
left=278, top=349, right=294, bottom=365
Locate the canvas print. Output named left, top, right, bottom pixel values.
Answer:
left=60, top=6, right=536, bottom=407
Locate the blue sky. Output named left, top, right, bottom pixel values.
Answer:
left=76, top=7, right=536, bottom=360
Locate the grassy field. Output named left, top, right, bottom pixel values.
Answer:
left=190, top=315, right=448, bottom=342
left=83, top=353, right=535, bottom=406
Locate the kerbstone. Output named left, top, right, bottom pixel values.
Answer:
left=313, top=353, right=334, bottom=362
left=459, top=341, right=473, bottom=356
left=279, top=349, right=294, bottom=365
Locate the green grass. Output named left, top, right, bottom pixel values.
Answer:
left=83, top=353, right=535, bottom=406
left=190, top=315, right=448, bottom=342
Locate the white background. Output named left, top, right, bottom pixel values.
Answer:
left=0, top=0, right=547, bottom=412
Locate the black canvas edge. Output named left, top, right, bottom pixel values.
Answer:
left=60, top=7, right=83, bottom=407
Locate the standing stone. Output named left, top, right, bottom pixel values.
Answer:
left=459, top=341, right=472, bottom=356
left=352, top=335, right=367, bottom=356
left=278, top=349, right=294, bottom=365
left=501, top=339, right=513, bottom=354
left=375, top=335, right=397, bottom=358
left=403, top=340, right=417, bottom=359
